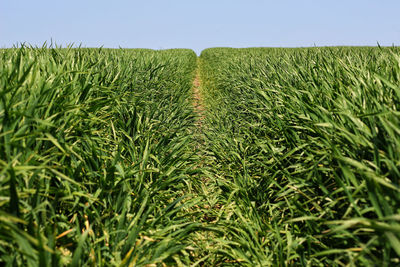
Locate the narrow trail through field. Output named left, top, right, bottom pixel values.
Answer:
left=189, top=60, right=220, bottom=257
left=190, top=59, right=223, bottom=232
left=192, top=61, right=205, bottom=129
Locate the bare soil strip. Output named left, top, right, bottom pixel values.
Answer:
left=192, top=65, right=205, bottom=127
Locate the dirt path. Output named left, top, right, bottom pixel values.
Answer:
left=192, top=63, right=205, bottom=128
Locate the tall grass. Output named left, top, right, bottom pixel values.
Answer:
left=0, top=46, right=200, bottom=266
left=199, top=47, right=400, bottom=265
left=2, top=45, right=400, bottom=266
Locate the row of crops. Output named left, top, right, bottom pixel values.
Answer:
left=0, top=47, right=204, bottom=266
left=199, top=47, right=400, bottom=265
left=1, top=46, right=400, bottom=265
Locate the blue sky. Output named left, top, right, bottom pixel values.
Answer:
left=1, top=0, right=399, bottom=54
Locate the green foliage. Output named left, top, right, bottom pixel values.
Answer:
left=2, top=45, right=400, bottom=266
left=199, top=47, right=400, bottom=266
left=0, top=46, right=200, bottom=266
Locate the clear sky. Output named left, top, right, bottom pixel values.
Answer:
left=1, top=0, right=400, bottom=54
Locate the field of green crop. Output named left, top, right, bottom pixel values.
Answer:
left=1, top=46, right=400, bottom=266
left=0, top=47, right=203, bottom=266
left=199, top=47, right=400, bottom=266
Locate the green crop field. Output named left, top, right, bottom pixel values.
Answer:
left=1, top=46, right=400, bottom=266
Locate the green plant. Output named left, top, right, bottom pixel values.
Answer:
left=199, top=47, right=400, bottom=266
left=0, top=46, right=200, bottom=266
